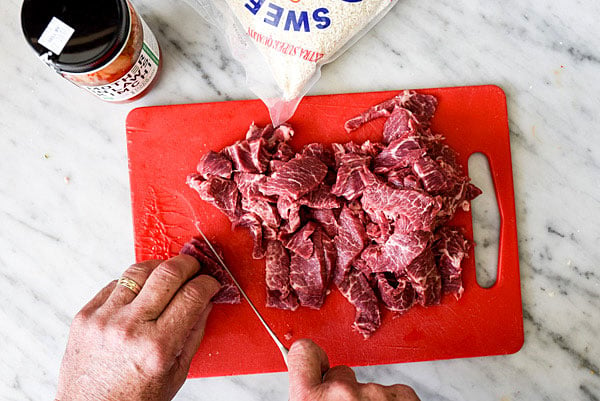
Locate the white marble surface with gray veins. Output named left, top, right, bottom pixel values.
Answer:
left=1, top=0, right=599, bottom=400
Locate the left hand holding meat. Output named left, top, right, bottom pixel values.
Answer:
left=55, top=255, right=220, bottom=401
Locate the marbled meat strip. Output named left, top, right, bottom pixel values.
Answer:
left=265, top=240, right=299, bottom=310
left=180, top=238, right=241, bottom=304
left=260, top=155, right=328, bottom=200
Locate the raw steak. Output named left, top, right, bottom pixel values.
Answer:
left=186, top=91, right=480, bottom=337
left=224, top=139, right=270, bottom=173
left=434, top=227, right=471, bottom=299
left=308, top=209, right=339, bottom=238
left=376, top=273, right=416, bottom=313
left=234, top=173, right=271, bottom=202
left=241, top=197, right=280, bottom=228
left=361, top=182, right=442, bottom=233
left=187, top=175, right=239, bottom=220
left=273, top=142, right=295, bottom=162
left=331, top=153, right=372, bottom=201
left=333, top=206, right=368, bottom=286
left=260, top=155, right=328, bottom=200
left=374, top=137, right=425, bottom=174
left=265, top=240, right=299, bottom=310
left=360, top=230, right=433, bottom=275
left=302, top=143, right=336, bottom=168
left=180, top=238, right=241, bottom=304
left=337, top=268, right=381, bottom=338
left=196, top=150, right=232, bottom=179
left=289, top=228, right=335, bottom=309
left=233, top=213, right=265, bottom=259
left=281, top=222, right=318, bottom=259
left=299, top=184, right=341, bottom=209
left=412, top=157, right=449, bottom=193
left=344, top=90, right=437, bottom=136
left=382, top=108, right=421, bottom=144
left=277, top=196, right=302, bottom=233
left=405, top=248, right=442, bottom=306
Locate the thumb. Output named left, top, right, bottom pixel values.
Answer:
left=288, top=339, right=330, bottom=400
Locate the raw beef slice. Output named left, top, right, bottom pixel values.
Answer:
left=405, top=249, right=442, bottom=306
left=281, top=222, right=318, bottom=259
left=185, top=90, right=481, bottom=337
left=338, top=268, right=381, bottom=338
left=265, top=241, right=299, bottom=310
left=361, top=182, right=442, bottom=233
left=187, top=175, right=239, bottom=219
left=290, top=229, right=335, bottom=309
left=434, top=227, right=471, bottom=299
left=361, top=230, right=433, bottom=275
left=333, top=206, right=368, bottom=286
left=180, top=238, right=241, bottom=304
left=376, top=273, right=416, bottom=313
left=197, top=150, right=232, bottom=179
left=260, top=156, right=328, bottom=200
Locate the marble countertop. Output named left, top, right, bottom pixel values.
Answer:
left=1, top=0, right=599, bottom=400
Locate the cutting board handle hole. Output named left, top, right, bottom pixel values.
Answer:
left=468, top=152, right=500, bottom=288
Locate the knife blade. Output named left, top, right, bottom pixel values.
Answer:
left=194, top=223, right=289, bottom=367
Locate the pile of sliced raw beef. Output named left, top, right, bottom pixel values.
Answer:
left=182, top=91, right=481, bottom=337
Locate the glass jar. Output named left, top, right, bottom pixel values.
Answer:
left=21, top=0, right=161, bottom=102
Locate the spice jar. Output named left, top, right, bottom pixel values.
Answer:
left=21, top=0, right=161, bottom=102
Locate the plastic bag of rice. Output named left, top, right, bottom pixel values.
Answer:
left=187, top=0, right=398, bottom=125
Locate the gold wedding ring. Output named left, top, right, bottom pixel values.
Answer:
left=118, top=276, right=142, bottom=295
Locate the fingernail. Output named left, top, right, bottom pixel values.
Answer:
left=290, top=338, right=312, bottom=352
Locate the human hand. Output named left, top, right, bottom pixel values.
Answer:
left=288, top=339, right=420, bottom=401
left=56, top=255, right=221, bottom=401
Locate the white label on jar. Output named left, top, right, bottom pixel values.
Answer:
left=83, top=18, right=160, bottom=102
left=38, top=17, right=75, bottom=55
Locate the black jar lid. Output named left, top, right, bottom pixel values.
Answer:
left=21, top=0, right=130, bottom=73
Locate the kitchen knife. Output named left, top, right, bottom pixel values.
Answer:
left=195, top=223, right=290, bottom=367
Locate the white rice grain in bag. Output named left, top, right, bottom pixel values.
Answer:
left=187, top=0, right=398, bottom=125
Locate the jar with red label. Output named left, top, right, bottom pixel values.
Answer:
left=21, top=0, right=162, bottom=102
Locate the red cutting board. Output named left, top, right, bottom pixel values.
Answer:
left=126, top=85, right=523, bottom=378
